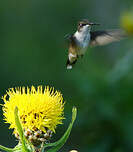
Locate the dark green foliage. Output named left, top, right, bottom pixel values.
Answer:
left=0, top=0, right=133, bottom=151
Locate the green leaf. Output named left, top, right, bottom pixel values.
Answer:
left=14, top=107, right=29, bottom=152
left=0, top=145, right=14, bottom=152
left=44, top=107, right=77, bottom=152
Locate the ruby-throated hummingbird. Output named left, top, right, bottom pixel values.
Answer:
left=66, top=19, right=125, bottom=69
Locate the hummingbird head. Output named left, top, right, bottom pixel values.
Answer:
left=77, top=19, right=100, bottom=32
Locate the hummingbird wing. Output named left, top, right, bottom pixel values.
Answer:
left=66, top=36, right=78, bottom=69
left=64, top=33, right=73, bottom=41
left=90, top=29, right=126, bottom=46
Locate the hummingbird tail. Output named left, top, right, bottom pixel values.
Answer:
left=66, top=58, right=77, bottom=70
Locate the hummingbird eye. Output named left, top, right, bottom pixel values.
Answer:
left=79, top=23, right=87, bottom=27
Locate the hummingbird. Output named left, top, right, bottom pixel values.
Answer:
left=66, top=19, right=126, bottom=69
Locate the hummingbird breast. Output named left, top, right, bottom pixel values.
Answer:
left=74, top=31, right=90, bottom=55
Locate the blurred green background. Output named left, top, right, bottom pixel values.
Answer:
left=0, top=0, right=133, bottom=151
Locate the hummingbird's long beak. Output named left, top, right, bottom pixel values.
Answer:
left=88, top=22, right=100, bottom=26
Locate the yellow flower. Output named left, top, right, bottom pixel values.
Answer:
left=121, top=11, right=133, bottom=35
left=2, top=86, right=65, bottom=134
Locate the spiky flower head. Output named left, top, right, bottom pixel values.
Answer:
left=2, top=86, right=65, bottom=135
